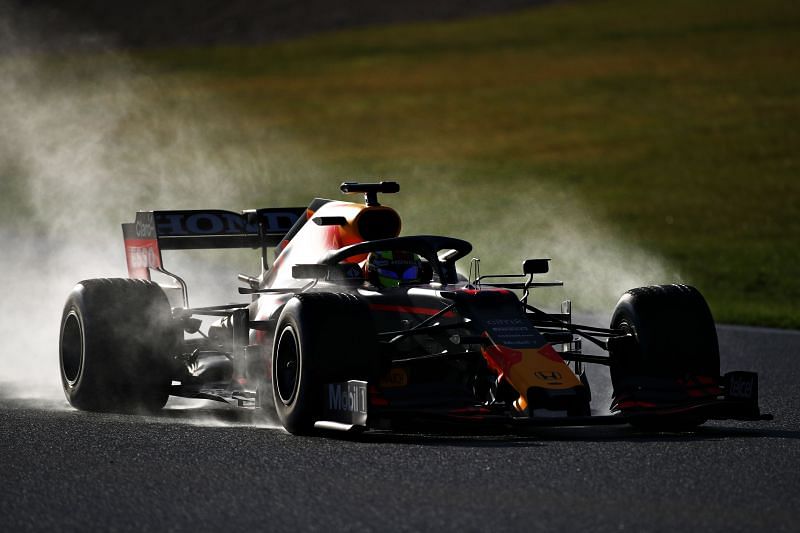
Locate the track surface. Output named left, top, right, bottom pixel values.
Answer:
left=1, top=325, right=798, bottom=532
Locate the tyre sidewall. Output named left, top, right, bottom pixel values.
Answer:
left=59, top=279, right=177, bottom=413
left=272, top=298, right=319, bottom=434
left=60, top=285, right=105, bottom=410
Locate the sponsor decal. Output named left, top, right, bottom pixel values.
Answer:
left=126, top=245, right=160, bottom=269
left=486, top=318, right=527, bottom=326
left=327, top=381, right=368, bottom=415
left=534, top=370, right=563, bottom=382
left=379, top=368, right=408, bottom=388
left=154, top=210, right=300, bottom=237
left=134, top=213, right=157, bottom=239
left=484, top=318, right=543, bottom=347
left=136, top=220, right=155, bottom=239
left=728, top=375, right=755, bottom=399
left=124, top=236, right=162, bottom=278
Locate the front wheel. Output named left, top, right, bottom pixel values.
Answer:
left=608, top=284, right=720, bottom=430
left=271, top=293, right=376, bottom=435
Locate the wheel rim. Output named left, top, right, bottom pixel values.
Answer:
left=275, top=326, right=300, bottom=405
left=61, top=311, right=84, bottom=386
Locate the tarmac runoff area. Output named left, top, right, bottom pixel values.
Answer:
left=0, top=324, right=798, bottom=532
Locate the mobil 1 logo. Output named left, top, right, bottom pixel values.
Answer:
left=324, top=380, right=368, bottom=426
left=726, top=371, right=758, bottom=400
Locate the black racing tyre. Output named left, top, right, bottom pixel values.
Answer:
left=609, top=284, right=720, bottom=429
left=252, top=341, right=277, bottom=425
left=272, top=293, right=377, bottom=435
left=59, top=278, right=180, bottom=413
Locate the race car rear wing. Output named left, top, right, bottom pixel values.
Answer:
left=122, top=208, right=306, bottom=280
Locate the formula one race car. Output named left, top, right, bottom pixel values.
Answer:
left=58, top=182, right=770, bottom=434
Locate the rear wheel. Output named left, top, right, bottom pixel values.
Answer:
left=271, top=293, right=376, bottom=435
left=609, top=284, right=720, bottom=430
left=59, top=278, right=179, bottom=413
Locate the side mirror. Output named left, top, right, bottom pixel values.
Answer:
left=522, top=259, right=550, bottom=275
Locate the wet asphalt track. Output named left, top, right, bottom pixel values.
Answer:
left=1, top=325, right=799, bottom=532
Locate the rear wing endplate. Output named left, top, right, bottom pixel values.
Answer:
left=122, top=208, right=306, bottom=279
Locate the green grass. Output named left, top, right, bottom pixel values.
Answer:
left=139, top=0, right=800, bottom=327
left=5, top=0, right=799, bottom=327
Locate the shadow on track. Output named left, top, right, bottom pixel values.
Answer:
left=153, top=401, right=791, bottom=446
left=316, top=421, right=800, bottom=447
left=89, top=399, right=800, bottom=444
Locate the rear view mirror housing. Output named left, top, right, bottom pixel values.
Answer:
left=522, top=259, right=550, bottom=275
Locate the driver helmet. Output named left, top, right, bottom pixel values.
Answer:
left=366, top=250, right=423, bottom=288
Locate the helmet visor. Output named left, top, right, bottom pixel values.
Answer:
left=376, top=265, right=420, bottom=287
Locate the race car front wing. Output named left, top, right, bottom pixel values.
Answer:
left=314, top=371, right=771, bottom=432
